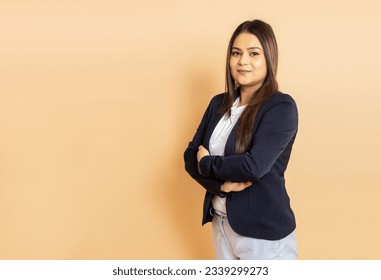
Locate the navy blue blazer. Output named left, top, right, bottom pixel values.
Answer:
left=184, top=91, right=298, bottom=240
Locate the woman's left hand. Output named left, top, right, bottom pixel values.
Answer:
left=197, top=145, right=210, bottom=162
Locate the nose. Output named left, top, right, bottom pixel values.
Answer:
left=238, top=52, right=249, bottom=65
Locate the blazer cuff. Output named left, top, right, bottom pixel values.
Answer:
left=199, top=155, right=215, bottom=177
left=219, top=191, right=227, bottom=198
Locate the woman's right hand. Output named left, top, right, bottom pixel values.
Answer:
left=221, top=181, right=252, bottom=193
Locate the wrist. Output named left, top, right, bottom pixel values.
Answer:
left=198, top=155, right=213, bottom=178
left=198, top=154, right=208, bottom=163
left=221, top=183, right=230, bottom=193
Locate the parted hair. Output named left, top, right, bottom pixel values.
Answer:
left=220, top=19, right=279, bottom=154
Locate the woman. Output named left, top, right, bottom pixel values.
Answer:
left=184, top=19, right=298, bottom=260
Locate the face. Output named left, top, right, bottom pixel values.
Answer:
left=229, top=32, right=267, bottom=93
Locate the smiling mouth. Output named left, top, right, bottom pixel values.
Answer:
left=237, top=70, right=251, bottom=73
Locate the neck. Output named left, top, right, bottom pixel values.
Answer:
left=238, top=83, right=263, bottom=106
left=238, top=87, right=255, bottom=106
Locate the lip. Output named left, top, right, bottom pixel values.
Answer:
left=237, top=69, right=251, bottom=73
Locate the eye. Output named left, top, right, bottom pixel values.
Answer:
left=249, top=52, right=259, bottom=56
left=231, top=51, right=241, bottom=56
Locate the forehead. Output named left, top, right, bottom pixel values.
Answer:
left=232, top=32, right=262, bottom=48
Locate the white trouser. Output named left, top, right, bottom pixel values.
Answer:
left=212, top=213, right=297, bottom=260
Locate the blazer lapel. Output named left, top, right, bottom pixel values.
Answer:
left=224, top=102, right=267, bottom=156
left=203, top=111, right=224, bottom=150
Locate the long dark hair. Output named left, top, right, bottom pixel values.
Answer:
left=220, top=19, right=279, bottom=154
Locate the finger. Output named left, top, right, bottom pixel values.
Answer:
left=239, top=182, right=251, bottom=189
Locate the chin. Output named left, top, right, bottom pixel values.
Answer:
left=238, top=80, right=256, bottom=87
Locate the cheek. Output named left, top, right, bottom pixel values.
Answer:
left=229, top=60, right=237, bottom=77
left=229, top=59, right=235, bottom=71
left=253, top=59, right=267, bottom=76
left=253, top=59, right=266, bottom=69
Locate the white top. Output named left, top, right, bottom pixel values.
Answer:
left=209, top=97, right=246, bottom=214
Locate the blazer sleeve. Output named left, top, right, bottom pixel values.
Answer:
left=184, top=97, right=225, bottom=197
left=198, top=95, right=298, bottom=182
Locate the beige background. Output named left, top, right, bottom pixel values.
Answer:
left=0, top=0, right=380, bottom=259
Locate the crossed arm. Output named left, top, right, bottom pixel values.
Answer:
left=197, top=145, right=252, bottom=192
left=184, top=94, right=298, bottom=195
left=184, top=96, right=252, bottom=196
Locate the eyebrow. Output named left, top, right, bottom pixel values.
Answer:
left=232, top=46, right=262, bottom=51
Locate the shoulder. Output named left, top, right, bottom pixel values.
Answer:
left=266, top=91, right=296, bottom=105
left=210, top=93, right=225, bottom=105
left=262, top=91, right=298, bottom=112
left=257, top=92, right=298, bottom=126
left=206, top=93, right=225, bottom=111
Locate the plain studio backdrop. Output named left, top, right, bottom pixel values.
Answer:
left=0, top=0, right=380, bottom=259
